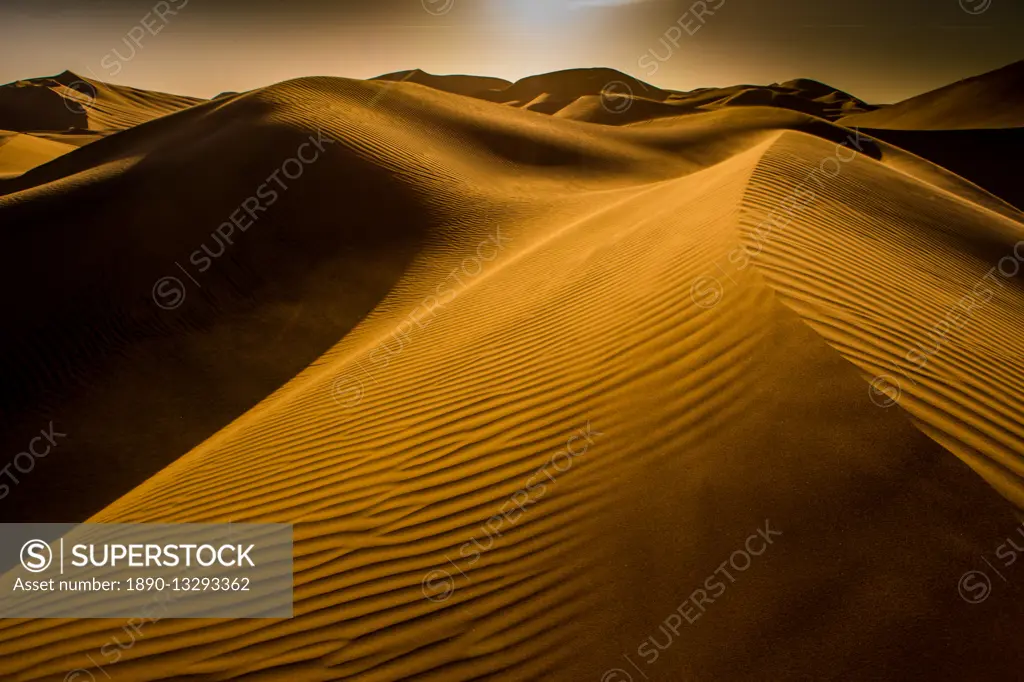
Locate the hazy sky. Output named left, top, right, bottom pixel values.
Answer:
left=0, top=0, right=1020, bottom=103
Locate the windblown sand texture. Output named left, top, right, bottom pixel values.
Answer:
left=0, top=61, right=1023, bottom=680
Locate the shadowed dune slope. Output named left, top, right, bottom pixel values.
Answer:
left=0, top=68, right=1023, bottom=681
left=0, top=71, right=203, bottom=133
left=840, top=59, right=1024, bottom=130
left=857, top=126, right=1024, bottom=210
left=0, top=77, right=453, bottom=523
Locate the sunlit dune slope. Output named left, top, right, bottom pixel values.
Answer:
left=21, top=131, right=106, bottom=148
left=0, top=130, right=75, bottom=178
left=0, top=68, right=1023, bottom=681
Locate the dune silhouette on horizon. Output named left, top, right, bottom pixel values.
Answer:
left=1, top=60, right=1023, bottom=680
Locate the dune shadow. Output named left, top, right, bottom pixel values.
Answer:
left=0, top=113, right=435, bottom=522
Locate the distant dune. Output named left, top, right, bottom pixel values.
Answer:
left=368, top=67, right=875, bottom=125
left=0, top=70, right=202, bottom=133
left=840, top=59, right=1024, bottom=130
left=372, top=69, right=513, bottom=97
left=1, top=63, right=1023, bottom=680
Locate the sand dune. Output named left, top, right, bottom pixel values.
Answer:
left=840, top=59, right=1024, bottom=130
left=710, top=78, right=874, bottom=120
left=368, top=68, right=873, bottom=126
left=1, top=66, right=1023, bottom=680
left=0, top=70, right=203, bottom=133
left=854, top=126, right=1024, bottom=209
left=0, top=130, right=75, bottom=178
left=372, top=69, right=513, bottom=98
